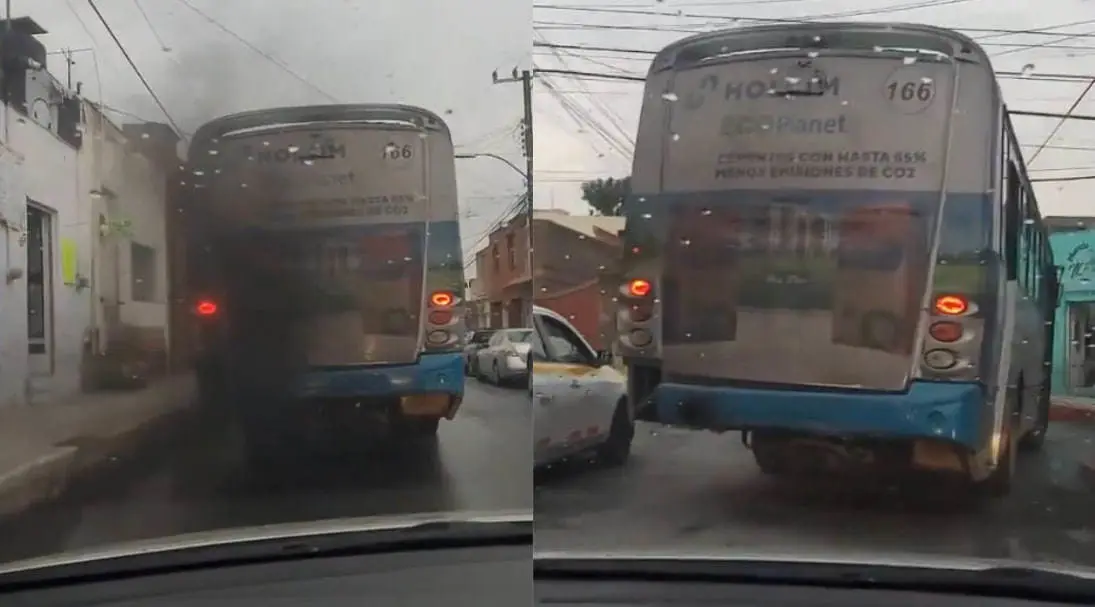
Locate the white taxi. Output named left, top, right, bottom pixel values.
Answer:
left=531, top=305, right=634, bottom=469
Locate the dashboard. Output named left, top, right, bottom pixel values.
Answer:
left=2, top=544, right=530, bottom=606
left=534, top=578, right=1083, bottom=606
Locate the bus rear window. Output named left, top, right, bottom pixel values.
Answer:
left=837, top=244, right=904, bottom=271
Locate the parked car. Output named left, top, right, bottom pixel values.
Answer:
left=463, top=329, right=497, bottom=375
left=530, top=305, right=633, bottom=469
left=474, top=328, right=534, bottom=386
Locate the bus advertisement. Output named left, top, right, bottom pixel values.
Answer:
left=183, top=104, right=466, bottom=466
left=616, top=23, right=1058, bottom=496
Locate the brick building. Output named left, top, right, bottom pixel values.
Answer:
left=473, top=208, right=623, bottom=335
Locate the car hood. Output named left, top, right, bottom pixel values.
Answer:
left=0, top=509, right=531, bottom=575
left=533, top=547, right=1095, bottom=580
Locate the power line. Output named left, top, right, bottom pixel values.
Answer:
left=1010, top=109, right=1095, bottom=121
left=1031, top=174, right=1095, bottom=183
left=536, top=68, right=644, bottom=82
left=532, top=6, right=1095, bottom=41
left=131, top=0, right=170, bottom=50
left=1027, top=78, right=1095, bottom=165
left=533, top=42, right=1095, bottom=81
left=534, top=64, right=1095, bottom=101
left=85, top=0, right=184, bottom=139
left=171, top=0, right=339, bottom=103
left=534, top=1, right=977, bottom=24
left=533, top=19, right=1095, bottom=60
left=534, top=31, right=635, bottom=155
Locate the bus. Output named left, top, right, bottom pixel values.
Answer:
left=616, top=23, right=1060, bottom=496
left=183, top=104, right=467, bottom=467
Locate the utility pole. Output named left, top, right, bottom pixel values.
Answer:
left=492, top=68, right=534, bottom=322
left=63, top=48, right=74, bottom=89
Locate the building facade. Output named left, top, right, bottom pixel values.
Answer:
left=1047, top=217, right=1095, bottom=397
left=0, top=18, right=178, bottom=407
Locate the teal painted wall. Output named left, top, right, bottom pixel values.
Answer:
left=1050, top=230, right=1095, bottom=395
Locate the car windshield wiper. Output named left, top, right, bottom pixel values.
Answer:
left=0, top=519, right=531, bottom=592
left=534, top=557, right=1095, bottom=602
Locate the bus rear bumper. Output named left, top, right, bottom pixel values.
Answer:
left=292, top=352, right=466, bottom=418
left=650, top=380, right=984, bottom=450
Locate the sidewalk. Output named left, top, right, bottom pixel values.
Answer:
left=0, top=374, right=196, bottom=519
left=1050, top=395, right=1095, bottom=423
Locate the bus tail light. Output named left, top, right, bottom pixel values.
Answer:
left=630, top=329, right=653, bottom=347
left=429, top=310, right=453, bottom=325
left=629, top=303, right=653, bottom=323
left=194, top=299, right=218, bottom=317
left=928, top=321, right=963, bottom=343
left=430, top=291, right=454, bottom=307
left=923, top=348, right=958, bottom=370
left=627, top=278, right=652, bottom=298
left=934, top=294, right=969, bottom=316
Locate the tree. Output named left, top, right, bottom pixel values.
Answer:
left=581, top=176, right=631, bottom=216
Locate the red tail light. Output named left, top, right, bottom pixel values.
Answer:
left=195, top=300, right=218, bottom=316
left=430, top=291, right=454, bottom=307
left=934, top=294, right=969, bottom=316
left=628, top=279, right=652, bottom=298
left=429, top=310, right=453, bottom=325
left=929, top=321, right=963, bottom=342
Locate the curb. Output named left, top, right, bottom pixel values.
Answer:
left=1050, top=400, right=1095, bottom=424
left=0, top=381, right=196, bottom=520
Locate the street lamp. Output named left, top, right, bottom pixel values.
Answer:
left=455, top=152, right=528, bottom=182
left=455, top=152, right=534, bottom=326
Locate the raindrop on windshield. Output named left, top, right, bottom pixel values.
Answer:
left=903, top=56, right=917, bottom=65
left=287, top=145, right=300, bottom=153
left=661, top=92, right=679, bottom=101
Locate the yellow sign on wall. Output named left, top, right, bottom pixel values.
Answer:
left=60, top=238, right=77, bottom=285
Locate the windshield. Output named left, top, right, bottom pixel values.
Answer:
left=6, top=2, right=1095, bottom=595
left=0, top=0, right=530, bottom=573
left=531, top=13, right=1095, bottom=589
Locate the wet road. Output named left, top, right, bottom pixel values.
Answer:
left=535, top=421, right=1095, bottom=566
left=0, top=379, right=530, bottom=565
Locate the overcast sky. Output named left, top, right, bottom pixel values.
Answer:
left=20, top=0, right=529, bottom=273
left=532, top=0, right=1095, bottom=218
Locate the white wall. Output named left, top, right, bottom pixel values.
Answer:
left=2, top=105, right=91, bottom=403
left=0, top=100, right=171, bottom=407
left=91, top=116, right=169, bottom=333
left=0, top=141, right=28, bottom=407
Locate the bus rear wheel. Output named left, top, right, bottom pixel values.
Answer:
left=1019, top=389, right=1050, bottom=451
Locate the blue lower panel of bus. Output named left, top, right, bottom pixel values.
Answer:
left=651, top=380, right=985, bottom=450
left=291, top=352, right=465, bottom=399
